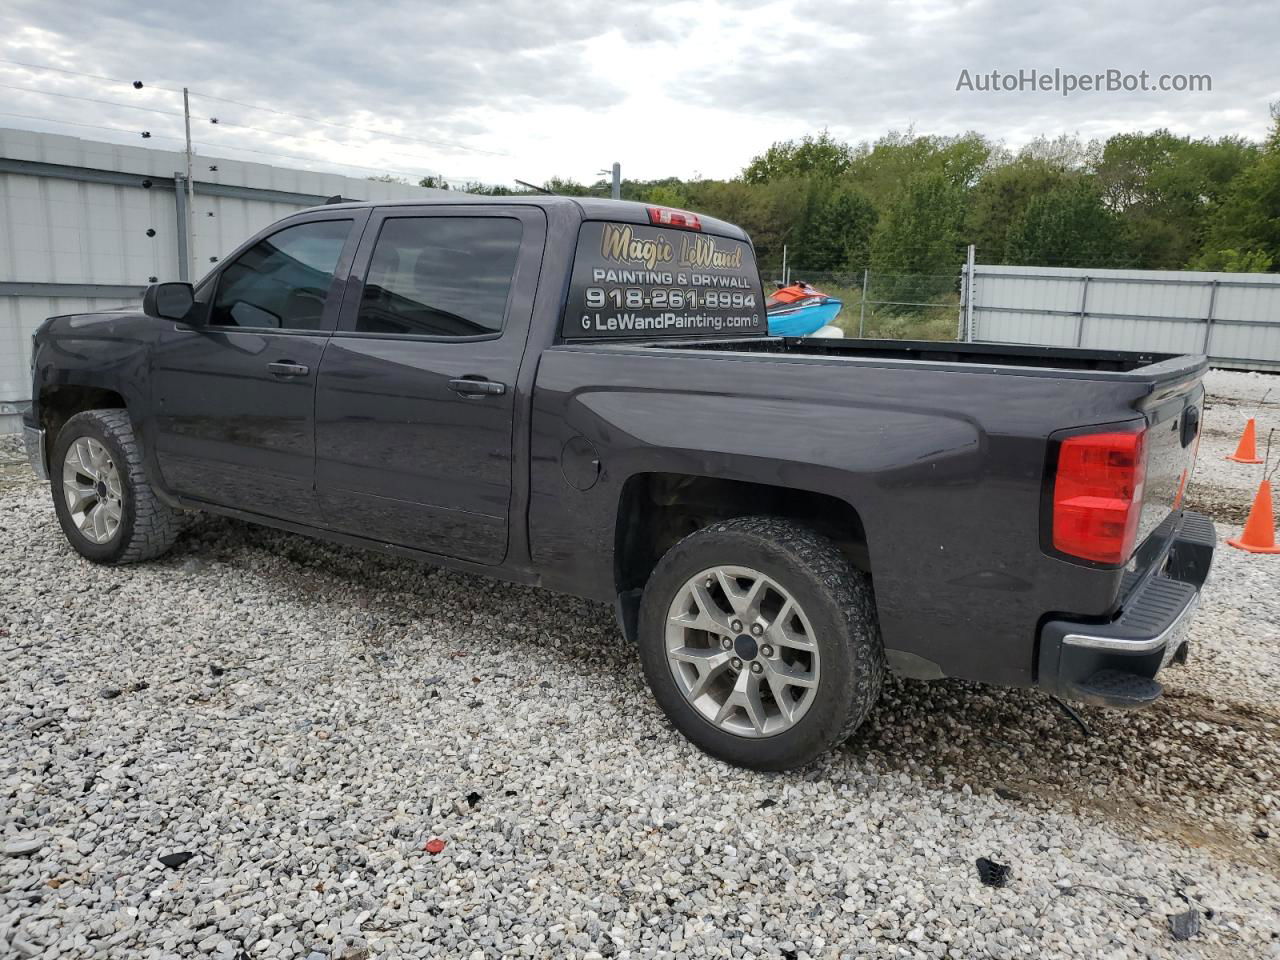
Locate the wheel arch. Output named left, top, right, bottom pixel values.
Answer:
left=611, top=470, right=870, bottom=645
left=37, top=384, right=130, bottom=476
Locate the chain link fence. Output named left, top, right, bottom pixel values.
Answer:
left=759, top=267, right=962, bottom=340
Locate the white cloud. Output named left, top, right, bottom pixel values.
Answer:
left=0, top=0, right=1275, bottom=188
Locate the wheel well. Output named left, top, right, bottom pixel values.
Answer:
left=39, top=386, right=127, bottom=463
left=615, top=472, right=869, bottom=594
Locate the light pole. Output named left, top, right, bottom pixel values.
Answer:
left=597, top=163, right=621, bottom=200
left=182, top=87, right=195, bottom=281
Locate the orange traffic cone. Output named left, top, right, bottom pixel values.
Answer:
left=1227, top=479, right=1280, bottom=554
left=1226, top=418, right=1264, bottom=464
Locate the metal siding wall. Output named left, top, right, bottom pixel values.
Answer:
left=1, top=128, right=450, bottom=424
left=970, top=264, right=1280, bottom=369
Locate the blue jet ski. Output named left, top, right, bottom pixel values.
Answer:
left=766, top=281, right=844, bottom=337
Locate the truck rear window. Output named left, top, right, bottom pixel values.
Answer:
left=561, top=221, right=767, bottom=341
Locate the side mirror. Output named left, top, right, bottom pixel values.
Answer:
left=142, top=282, right=195, bottom=321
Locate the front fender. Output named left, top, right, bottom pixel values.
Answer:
left=33, top=311, right=170, bottom=499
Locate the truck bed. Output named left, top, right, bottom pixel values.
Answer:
left=644, top=335, right=1184, bottom=375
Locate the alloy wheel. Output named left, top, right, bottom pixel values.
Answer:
left=665, top=565, right=820, bottom=737
left=62, top=437, right=123, bottom=544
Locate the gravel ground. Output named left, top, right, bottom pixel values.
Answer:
left=2, top=372, right=1279, bottom=960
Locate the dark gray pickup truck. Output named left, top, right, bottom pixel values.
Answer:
left=24, top=196, right=1214, bottom=769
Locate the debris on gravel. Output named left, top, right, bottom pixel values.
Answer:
left=975, top=857, right=1012, bottom=888
left=2, top=372, right=1279, bottom=959
left=1168, top=908, right=1202, bottom=941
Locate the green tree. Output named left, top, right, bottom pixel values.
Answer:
left=1191, top=248, right=1274, bottom=272
left=544, top=176, right=592, bottom=196
left=685, top=177, right=811, bottom=269
left=1195, top=120, right=1280, bottom=272
left=1016, top=133, right=1099, bottom=171
left=964, top=159, right=1073, bottom=260
left=1004, top=180, right=1124, bottom=267
left=1096, top=131, right=1258, bottom=267
left=644, top=184, right=690, bottom=208
left=846, top=130, right=992, bottom=206
left=869, top=172, right=966, bottom=301
left=743, top=130, right=853, bottom=184
left=789, top=186, right=877, bottom=272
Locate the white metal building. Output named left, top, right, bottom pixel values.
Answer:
left=0, top=127, right=448, bottom=432
left=962, top=263, right=1280, bottom=371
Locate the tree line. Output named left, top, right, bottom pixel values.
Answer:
left=404, top=110, right=1280, bottom=278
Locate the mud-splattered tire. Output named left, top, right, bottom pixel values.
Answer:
left=638, top=516, right=885, bottom=770
left=50, top=409, right=183, bottom=564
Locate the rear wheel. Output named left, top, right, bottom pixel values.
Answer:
left=638, top=516, right=884, bottom=770
left=50, top=410, right=183, bottom=564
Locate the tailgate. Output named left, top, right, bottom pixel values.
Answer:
left=1137, top=379, right=1204, bottom=554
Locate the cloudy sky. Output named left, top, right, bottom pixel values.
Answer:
left=1, top=0, right=1276, bottom=188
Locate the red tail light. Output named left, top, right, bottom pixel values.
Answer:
left=1051, top=430, right=1147, bottom=565
left=647, top=206, right=701, bottom=231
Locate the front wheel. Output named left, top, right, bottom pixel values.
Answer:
left=50, top=409, right=183, bottom=564
left=637, top=516, right=884, bottom=770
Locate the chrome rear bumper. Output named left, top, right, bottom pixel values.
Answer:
left=23, top=425, right=47, bottom=481
left=1037, top=511, right=1215, bottom=707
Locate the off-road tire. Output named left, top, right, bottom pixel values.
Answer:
left=50, top=409, right=183, bottom=564
left=638, top=516, right=885, bottom=770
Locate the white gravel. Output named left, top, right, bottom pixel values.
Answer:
left=2, top=372, right=1279, bottom=960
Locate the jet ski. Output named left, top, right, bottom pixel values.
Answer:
left=766, top=281, right=845, bottom=337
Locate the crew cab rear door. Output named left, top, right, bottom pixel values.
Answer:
left=314, top=205, right=546, bottom=564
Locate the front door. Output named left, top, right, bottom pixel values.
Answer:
left=314, top=206, right=545, bottom=563
left=151, top=213, right=364, bottom=524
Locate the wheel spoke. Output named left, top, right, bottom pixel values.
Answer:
left=690, top=582, right=731, bottom=631
left=79, top=501, right=102, bottom=537
left=96, top=502, right=114, bottom=540
left=76, top=439, right=101, bottom=480
left=765, top=671, right=795, bottom=723
left=669, top=645, right=729, bottom=667
left=90, top=439, right=110, bottom=475
left=65, top=481, right=97, bottom=514
left=740, top=671, right=768, bottom=734
left=65, top=441, right=93, bottom=483
left=671, top=647, right=733, bottom=698
left=765, top=659, right=818, bottom=689
left=716, top=569, right=768, bottom=619
left=767, top=599, right=816, bottom=651
left=687, top=658, right=733, bottom=701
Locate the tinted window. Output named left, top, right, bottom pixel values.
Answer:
left=357, top=217, right=522, bottom=337
left=210, top=219, right=351, bottom=330
left=560, top=221, right=766, bottom=340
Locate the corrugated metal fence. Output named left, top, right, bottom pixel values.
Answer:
left=0, top=128, right=447, bottom=432
left=962, top=263, right=1280, bottom=371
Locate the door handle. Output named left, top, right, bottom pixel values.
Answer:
left=448, top=377, right=506, bottom=398
left=267, top=361, right=310, bottom=378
